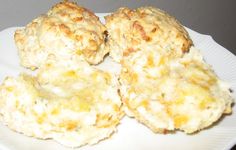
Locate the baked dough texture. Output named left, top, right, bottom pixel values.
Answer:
left=15, top=1, right=108, bottom=70
left=0, top=57, right=123, bottom=147
left=119, top=47, right=233, bottom=133
left=105, top=7, right=193, bottom=62
left=0, top=2, right=233, bottom=147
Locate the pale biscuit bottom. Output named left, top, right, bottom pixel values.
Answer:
left=0, top=58, right=123, bottom=147
left=119, top=47, right=233, bottom=133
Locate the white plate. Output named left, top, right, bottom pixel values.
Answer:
left=0, top=14, right=236, bottom=150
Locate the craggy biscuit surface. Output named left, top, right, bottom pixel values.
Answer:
left=1, top=2, right=234, bottom=148
left=105, top=7, right=193, bottom=62
left=15, top=1, right=108, bottom=70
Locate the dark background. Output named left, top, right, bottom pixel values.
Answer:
left=0, top=0, right=235, bottom=149
left=0, top=0, right=235, bottom=55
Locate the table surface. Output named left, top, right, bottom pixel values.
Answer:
left=0, top=0, right=235, bottom=150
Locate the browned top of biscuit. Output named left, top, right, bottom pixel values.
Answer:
left=105, top=7, right=193, bottom=62
left=14, top=1, right=108, bottom=69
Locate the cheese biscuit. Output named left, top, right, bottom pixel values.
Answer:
left=0, top=57, right=123, bottom=147
left=15, top=2, right=108, bottom=70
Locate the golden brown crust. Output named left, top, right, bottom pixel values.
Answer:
left=105, top=7, right=193, bottom=62
left=14, top=1, right=108, bottom=69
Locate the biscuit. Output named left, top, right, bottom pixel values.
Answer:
left=119, top=47, right=233, bottom=133
left=0, top=57, right=123, bottom=147
left=105, top=7, right=193, bottom=62
left=14, top=1, right=108, bottom=70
